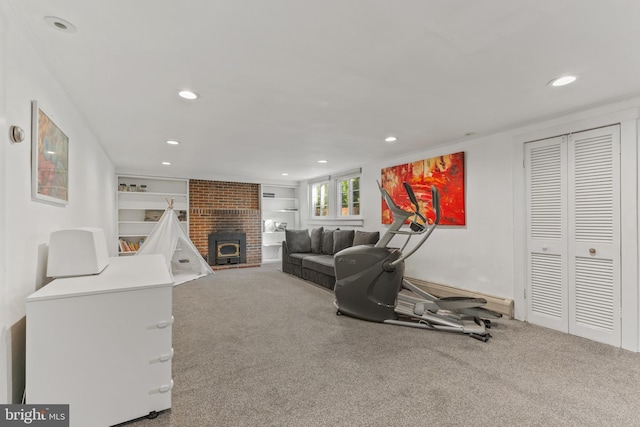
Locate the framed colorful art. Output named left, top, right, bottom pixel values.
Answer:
left=381, top=152, right=465, bottom=226
left=31, top=101, right=69, bottom=206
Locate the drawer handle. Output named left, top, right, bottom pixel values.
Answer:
left=150, top=348, right=174, bottom=364
left=149, top=379, right=174, bottom=395
left=149, top=316, right=174, bottom=329
left=160, top=348, right=174, bottom=362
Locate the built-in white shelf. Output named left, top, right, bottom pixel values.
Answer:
left=261, top=185, right=299, bottom=263
left=117, top=175, right=189, bottom=255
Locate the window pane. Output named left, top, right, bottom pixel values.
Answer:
left=312, top=182, right=329, bottom=217
left=320, top=183, right=328, bottom=216
left=351, top=177, right=360, bottom=216
left=353, top=188, right=360, bottom=203
left=340, top=179, right=349, bottom=215
left=336, top=176, right=361, bottom=217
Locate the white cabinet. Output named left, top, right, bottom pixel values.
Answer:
left=117, top=175, right=189, bottom=254
left=261, top=185, right=299, bottom=263
left=25, top=254, right=174, bottom=427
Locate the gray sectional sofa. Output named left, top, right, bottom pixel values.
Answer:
left=281, top=227, right=380, bottom=290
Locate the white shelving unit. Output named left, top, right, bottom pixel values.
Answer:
left=261, top=184, right=299, bottom=263
left=117, top=175, right=189, bottom=255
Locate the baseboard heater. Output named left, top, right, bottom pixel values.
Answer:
left=405, top=276, right=514, bottom=319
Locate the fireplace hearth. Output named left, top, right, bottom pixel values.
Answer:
left=208, top=232, right=246, bottom=265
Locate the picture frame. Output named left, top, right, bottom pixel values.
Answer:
left=381, top=151, right=465, bottom=226
left=31, top=100, right=69, bottom=206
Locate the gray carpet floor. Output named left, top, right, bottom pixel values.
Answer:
left=123, top=263, right=640, bottom=427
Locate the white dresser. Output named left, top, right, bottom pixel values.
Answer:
left=26, top=254, right=174, bottom=427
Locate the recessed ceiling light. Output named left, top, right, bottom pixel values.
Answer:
left=166, top=140, right=180, bottom=145
left=281, top=173, right=289, bottom=176
left=178, top=90, right=199, bottom=100
left=318, top=160, right=327, bottom=164
left=162, top=161, right=171, bottom=165
left=549, top=75, right=578, bottom=87
left=44, top=16, right=77, bottom=33
left=385, top=136, right=398, bottom=143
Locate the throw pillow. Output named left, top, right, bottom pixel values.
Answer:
left=285, top=229, right=311, bottom=253
left=333, top=230, right=355, bottom=254
left=321, top=229, right=336, bottom=255
left=353, top=230, right=380, bottom=246
left=310, top=227, right=324, bottom=254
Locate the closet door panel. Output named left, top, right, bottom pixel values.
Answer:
left=568, top=126, right=621, bottom=346
left=525, top=136, right=568, bottom=332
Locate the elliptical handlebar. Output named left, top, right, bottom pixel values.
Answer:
left=402, top=182, right=427, bottom=229
left=375, top=180, right=441, bottom=265
left=390, top=184, right=440, bottom=265
left=378, top=181, right=412, bottom=220
left=375, top=181, right=413, bottom=248
left=431, top=185, right=441, bottom=225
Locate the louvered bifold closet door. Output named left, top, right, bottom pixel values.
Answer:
left=525, top=136, right=568, bottom=332
left=567, top=126, right=620, bottom=346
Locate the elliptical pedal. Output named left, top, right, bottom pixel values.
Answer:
left=469, top=333, right=491, bottom=342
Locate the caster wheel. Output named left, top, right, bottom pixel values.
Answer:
left=483, top=319, right=492, bottom=329
left=336, top=310, right=342, bottom=316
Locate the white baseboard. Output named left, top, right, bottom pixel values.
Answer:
left=404, top=276, right=514, bottom=319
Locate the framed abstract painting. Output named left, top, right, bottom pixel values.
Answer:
left=381, top=152, right=465, bottom=226
left=31, top=101, right=69, bottom=206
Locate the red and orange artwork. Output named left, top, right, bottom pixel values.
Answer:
left=381, top=152, right=465, bottom=226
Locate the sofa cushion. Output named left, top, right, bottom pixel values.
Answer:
left=287, top=252, right=311, bottom=266
left=310, top=227, right=324, bottom=254
left=333, top=230, right=355, bottom=254
left=301, top=255, right=336, bottom=277
left=353, top=230, right=380, bottom=246
left=321, top=229, right=336, bottom=255
left=285, top=229, right=311, bottom=253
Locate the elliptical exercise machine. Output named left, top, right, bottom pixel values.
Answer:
left=333, top=181, right=501, bottom=341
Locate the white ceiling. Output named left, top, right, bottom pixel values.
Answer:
left=10, top=0, right=640, bottom=183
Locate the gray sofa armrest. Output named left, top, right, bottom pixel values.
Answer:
left=282, top=240, right=302, bottom=276
left=281, top=240, right=288, bottom=269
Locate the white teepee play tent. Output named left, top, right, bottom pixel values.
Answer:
left=136, top=199, right=214, bottom=285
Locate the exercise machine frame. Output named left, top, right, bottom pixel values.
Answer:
left=333, top=181, right=501, bottom=341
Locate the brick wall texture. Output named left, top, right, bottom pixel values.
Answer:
left=189, top=179, right=262, bottom=265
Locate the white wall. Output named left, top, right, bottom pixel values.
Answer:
left=0, top=1, right=117, bottom=403
left=359, top=134, right=516, bottom=298
left=301, top=134, right=516, bottom=298
left=301, top=96, right=640, bottom=350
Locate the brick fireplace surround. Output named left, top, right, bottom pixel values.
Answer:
left=189, top=179, right=261, bottom=267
